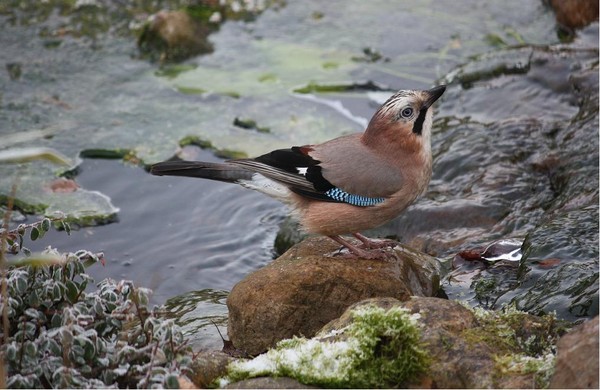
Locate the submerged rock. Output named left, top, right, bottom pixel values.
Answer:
left=137, top=10, right=213, bottom=63
left=227, top=236, right=441, bottom=356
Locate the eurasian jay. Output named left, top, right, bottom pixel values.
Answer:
left=151, top=85, right=446, bottom=259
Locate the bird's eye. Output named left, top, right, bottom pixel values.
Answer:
left=400, top=107, right=413, bottom=118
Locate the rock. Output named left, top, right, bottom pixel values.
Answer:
left=223, top=299, right=430, bottom=388
left=224, top=377, right=315, bottom=389
left=326, top=297, right=500, bottom=388
left=187, top=351, right=233, bottom=388
left=137, top=10, right=213, bottom=62
left=405, top=298, right=565, bottom=388
left=327, top=297, right=562, bottom=388
left=549, top=0, right=599, bottom=29
left=550, top=316, right=599, bottom=389
left=400, top=298, right=512, bottom=388
left=178, top=376, right=198, bottom=389
left=273, top=217, right=306, bottom=257
left=223, top=296, right=562, bottom=388
left=227, top=236, right=441, bottom=355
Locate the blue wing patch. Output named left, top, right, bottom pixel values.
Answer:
left=325, top=187, right=385, bottom=207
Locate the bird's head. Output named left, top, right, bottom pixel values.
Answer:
left=363, top=85, right=446, bottom=154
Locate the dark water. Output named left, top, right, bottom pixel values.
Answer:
left=1, top=0, right=598, bottom=349
left=26, top=153, right=286, bottom=304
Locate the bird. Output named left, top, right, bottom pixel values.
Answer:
left=151, top=85, right=446, bottom=259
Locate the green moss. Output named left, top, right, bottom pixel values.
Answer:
left=184, top=4, right=218, bottom=22
left=494, top=353, right=555, bottom=388
left=219, top=305, right=429, bottom=388
left=458, top=304, right=566, bottom=388
left=469, top=305, right=565, bottom=356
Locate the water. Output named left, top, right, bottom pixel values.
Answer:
left=1, top=0, right=598, bottom=349
left=25, top=153, right=286, bottom=304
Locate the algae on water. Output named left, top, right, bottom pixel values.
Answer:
left=218, top=305, right=429, bottom=388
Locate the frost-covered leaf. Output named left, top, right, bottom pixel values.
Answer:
left=30, top=227, right=40, bottom=241
left=41, top=218, right=51, bottom=232
left=164, top=373, right=181, bottom=389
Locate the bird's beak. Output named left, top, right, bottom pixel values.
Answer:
left=422, top=85, right=446, bottom=109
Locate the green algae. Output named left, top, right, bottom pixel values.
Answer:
left=233, top=117, right=270, bottom=134
left=178, top=135, right=247, bottom=159
left=176, top=86, right=207, bottom=95
left=179, top=135, right=214, bottom=150
left=219, top=305, right=429, bottom=388
left=293, top=81, right=387, bottom=94
left=155, top=64, right=199, bottom=79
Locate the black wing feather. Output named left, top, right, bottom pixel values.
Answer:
left=229, top=147, right=338, bottom=200
left=250, top=147, right=335, bottom=192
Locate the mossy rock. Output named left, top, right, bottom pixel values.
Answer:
left=220, top=302, right=429, bottom=388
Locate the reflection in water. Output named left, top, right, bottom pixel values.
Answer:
left=163, top=289, right=229, bottom=351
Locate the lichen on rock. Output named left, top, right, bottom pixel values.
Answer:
left=218, top=304, right=429, bottom=388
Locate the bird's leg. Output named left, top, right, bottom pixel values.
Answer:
left=328, top=235, right=381, bottom=259
left=352, top=232, right=398, bottom=249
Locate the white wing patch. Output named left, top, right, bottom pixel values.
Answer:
left=297, top=167, right=308, bottom=175
left=239, top=173, right=292, bottom=202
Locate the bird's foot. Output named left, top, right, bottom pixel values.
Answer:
left=328, top=235, right=395, bottom=260
left=334, top=248, right=395, bottom=261
left=352, top=233, right=398, bottom=250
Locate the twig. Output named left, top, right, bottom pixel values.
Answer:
left=142, top=341, right=160, bottom=389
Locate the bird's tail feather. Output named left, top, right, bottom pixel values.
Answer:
left=150, top=161, right=253, bottom=183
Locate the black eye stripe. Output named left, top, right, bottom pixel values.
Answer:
left=412, top=107, right=428, bottom=135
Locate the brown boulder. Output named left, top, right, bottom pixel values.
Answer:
left=227, top=236, right=441, bottom=355
left=550, top=316, right=599, bottom=389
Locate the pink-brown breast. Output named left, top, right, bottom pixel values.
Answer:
left=291, top=153, right=432, bottom=236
